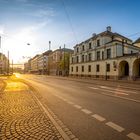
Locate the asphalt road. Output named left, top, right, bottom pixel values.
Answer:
left=20, top=74, right=140, bottom=140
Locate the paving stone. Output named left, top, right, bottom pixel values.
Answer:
left=0, top=81, right=63, bottom=140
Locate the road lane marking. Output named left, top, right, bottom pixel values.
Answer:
left=100, top=86, right=108, bottom=89
left=89, top=86, right=129, bottom=95
left=100, top=86, right=137, bottom=94
left=106, top=122, right=125, bottom=132
left=67, top=101, right=74, bottom=105
left=92, top=114, right=106, bottom=122
left=32, top=92, right=71, bottom=140
left=127, top=132, right=140, bottom=140
left=62, top=98, right=67, bottom=101
left=88, top=86, right=140, bottom=103
left=89, top=87, right=99, bottom=90
left=100, top=92, right=140, bottom=103
left=73, top=105, right=82, bottom=109
left=100, top=88, right=129, bottom=95
left=81, top=109, right=92, bottom=114
left=115, top=92, right=129, bottom=96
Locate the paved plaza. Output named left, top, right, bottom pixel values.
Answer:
left=0, top=80, right=63, bottom=140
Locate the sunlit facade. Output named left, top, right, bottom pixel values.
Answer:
left=48, top=48, right=73, bottom=76
left=0, top=53, right=9, bottom=75
left=69, top=27, right=140, bottom=80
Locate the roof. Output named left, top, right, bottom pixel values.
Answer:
left=73, top=29, right=132, bottom=48
left=53, top=48, right=73, bottom=52
left=134, top=37, right=140, bottom=44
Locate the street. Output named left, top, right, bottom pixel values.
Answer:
left=20, top=74, right=140, bottom=140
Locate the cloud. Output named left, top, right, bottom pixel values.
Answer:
left=22, top=21, right=48, bottom=32
left=15, top=0, right=28, bottom=2
left=28, top=8, right=55, bottom=18
left=0, top=25, right=5, bottom=35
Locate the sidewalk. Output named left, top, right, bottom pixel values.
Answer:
left=0, top=79, right=64, bottom=140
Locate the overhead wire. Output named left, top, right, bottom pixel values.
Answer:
left=127, top=32, right=140, bottom=38
left=60, top=0, right=78, bottom=44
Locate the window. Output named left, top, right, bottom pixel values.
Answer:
left=97, top=51, right=100, bottom=60
left=82, top=55, right=84, bottom=62
left=88, top=53, right=92, bottom=61
left=89, top=42, right=92, bottom=49
left=76, top=56, right=79, bottom=63
left=85, top=55, right=87, bottom=62
left=97, top=39, right=100, bottom=46
left=76, top=66, right=78, bottom=72
left=82, top=45, right=85, bottom=51
left=96, top=65, right=100, bottom=72
left=71, top=67, right=73, bottom=72
left=88, top=65, right=91, bottom=72
left=102, top=51, right=104, bottom=60
left=72, top=57, right=74, bottom=63
left=107, top=49, right=111, bottom=59
left=77, top=47, right=79, bottom=53
left=106, top=64, right=110, bottom=72
left=82, top=66, right=84, bottom=72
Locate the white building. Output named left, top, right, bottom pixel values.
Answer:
left=69, top=27, right=140, bottom=80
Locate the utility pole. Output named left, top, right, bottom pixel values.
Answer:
left=0, top=36, right=1, bottom=49
left=12, top=59, right=13, bottom=74
left=7, top=51, right=9, bottom=75
left=64, top=44, right=66, bottom=76
left=49, top=41, right=51, bottom=50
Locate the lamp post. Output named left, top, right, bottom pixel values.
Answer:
left=0, top=36, right=1, bottom=49
left=105, top=62, right=107, bottom=80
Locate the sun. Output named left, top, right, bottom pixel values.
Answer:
left=2, top=28, right=37, bottom=64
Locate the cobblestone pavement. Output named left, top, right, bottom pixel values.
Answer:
left=0, top=80, right=64, bottom=140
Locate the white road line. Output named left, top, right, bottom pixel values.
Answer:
left=89, top=87, right=99, bottom=90
left=100, top=92, right=140, bottom=103
left=67, top=101, right=74, bottom=105
left=32, top=93, right=71, bottom=140
left=100, top=86, right=137, bottom=94
left=106, top=122, right=125, bottom=132
left=100, top=86, right=108, bottom=89
left=81, top=109, right=92, bottom=114
left=127, top=132, right=140, bottom=140
left=92, top=114, right=106, bottom=122
left=100, top=88, right=129, bottom=95
left=73, top=105, right=82, bottom=109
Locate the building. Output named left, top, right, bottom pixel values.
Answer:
left=48, top=48, right=73, bottom=76
left=24, top=62, right=29, bottom=73
left=0, top=53, right=9, bottom=75
left=30, top=55, right=40, bottom=74
left=24, top=48, right=74, bottom=76
left=134, top=38, right=140, bottom=48
left=69, top=26, right=140, bottom=80
left=38, top=50, right=52, bottom=75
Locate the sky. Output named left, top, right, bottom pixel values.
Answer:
left=0, top=0, right=140, bottom=64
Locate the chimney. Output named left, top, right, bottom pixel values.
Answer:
left=92, top=33, right=96, bottom=37
left=106, top=26, right=111, bottom=32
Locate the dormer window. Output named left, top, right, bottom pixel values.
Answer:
left=97, top=39, right=100, bottom=47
